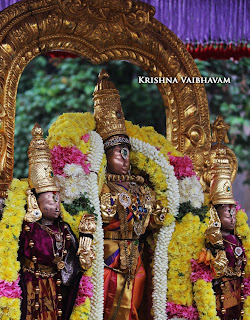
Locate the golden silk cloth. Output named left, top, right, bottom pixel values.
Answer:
left=102, top=182, right=155, bottom=320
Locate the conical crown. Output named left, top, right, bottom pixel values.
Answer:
left=210, top=159, right=235, bottom=205
left=93, top=69, right=129, bottom=148
left=28, top=123, right=58, bottom=194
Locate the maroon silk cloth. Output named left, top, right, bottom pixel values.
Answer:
left=18, top=221, right=80, bottom=320
left=213, top=234, right=246, bottom=320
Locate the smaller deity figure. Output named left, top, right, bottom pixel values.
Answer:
left=203, top=159, right=246, bottom=320
left=18, top=123, right=81, bottom=320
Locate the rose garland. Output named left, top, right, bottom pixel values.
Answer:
left=0, top=178, right=28, bottom=320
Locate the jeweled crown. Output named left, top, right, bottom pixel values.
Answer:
left=28, top=123, right=58, bottom=194
left=210, top=159, right=235, bottom=205
left=93, top=69, right=130, bottom=149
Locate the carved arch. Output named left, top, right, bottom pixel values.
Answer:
left=0, top=0, right=211, bottom=196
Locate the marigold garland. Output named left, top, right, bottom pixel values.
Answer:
left=0, top=178, right=28, bottom=320
left=167, top=213, right=207, bottom=307
left=193, top=279, right=220, bottom=320
left=47, top=112, right=95, bottom=150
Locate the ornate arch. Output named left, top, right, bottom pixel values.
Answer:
left=0, top=0, right=211, bottom=196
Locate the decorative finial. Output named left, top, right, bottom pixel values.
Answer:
left=98, top=69, right=110, bottom=81
left=31, top=122, right=43, bottom=138
left=211, top=115, right=230, bottom=144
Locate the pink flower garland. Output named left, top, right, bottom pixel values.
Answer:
left=0, top=277, right=22, bottom=299
left=75, top=275, right=94, bottom=306
left=168, top=155, right=196, bottom=180
left=190, top=259, right=214, bottom=283
left=50, top=145, right=90, bottom=176
left=166, top=302, right=199, bottom=320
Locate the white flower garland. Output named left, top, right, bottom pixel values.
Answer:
left=87, top=131, right=105, bottom=320
left=130, top=137, right=179, bottom=319
left=152, top=222, right=176, bottom=320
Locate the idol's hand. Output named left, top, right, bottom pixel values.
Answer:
left=77, top=235, right=95, bottom=270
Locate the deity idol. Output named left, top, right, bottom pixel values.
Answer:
left=204, top=160, right=246, bottom=319
left=92, top=70, right=166, bottom=320
left=18, top=123, right=81, bottom=320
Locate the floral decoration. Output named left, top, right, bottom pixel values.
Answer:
left=0, top=178, right=28, bottom=319
left=47, top=112, right=250, bottom=320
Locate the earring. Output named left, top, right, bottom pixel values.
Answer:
left=24, top=189, right=42, bottom=222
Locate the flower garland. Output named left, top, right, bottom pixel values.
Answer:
left=86, top=131, right=105, bottom=320
left=0, top=178, right=28, bottom=320
left=47, top=112, right=250, bottom=320
left=152, top=222, right=176, bottom=320
left=129, top=136, right=179, bottom=319
left=47, top=113, right=107, bottom=320
left=167, top=213, right=208, bottom=311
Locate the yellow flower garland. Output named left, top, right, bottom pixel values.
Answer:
left=47, top=112, right=95, bottom=150
left=0, top=178, right=28, bottom=320
left=168, top=213, right=207, bottom=306
left=193, top=280, right=220, bottom=320
left=125, top=121, right=182, bottom=157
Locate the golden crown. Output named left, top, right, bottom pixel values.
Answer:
left=93, top=69, right=130, bottom=149
left=28, top=123, right=58, bottom=194
left=210, top=159, right=235, bottom=205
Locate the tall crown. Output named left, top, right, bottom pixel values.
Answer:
left=93, top=69, right=130, bottom=149
left=210, top=159, right=235, bottom=205
left=28, top=123, right=58, bottom=194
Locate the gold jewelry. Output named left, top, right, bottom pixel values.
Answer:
left=210, top=159, right=235, bottom=205
left=24, top=189, right=42, bottom=222
left=106, top=173, right=144, bottom=184
left=223, top=237, right=244, bottom=258
left=37, top=222, right=66, bottom=270
left=93, top=70, right=129, bottom=145
left=28, top=123, right=58, bottom=194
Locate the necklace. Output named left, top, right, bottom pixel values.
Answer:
left=39, top=223, right=63, bottom=250
left=223, top=236, right=243, bottom=258
left=37, top=222, right=66, bottom=270
left=106, top=173, right=144, bottom=184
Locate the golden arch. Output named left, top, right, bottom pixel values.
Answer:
left=0, top=0, right=211, bottom=197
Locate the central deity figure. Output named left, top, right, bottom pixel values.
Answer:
left=93, top=70, right=165, bottom=320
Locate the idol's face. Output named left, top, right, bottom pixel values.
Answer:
left=217, top=204, right=236, bottom=232
left=106, top=144, right=130, bottom=175
left=37, top=191, right=61, bottom=222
